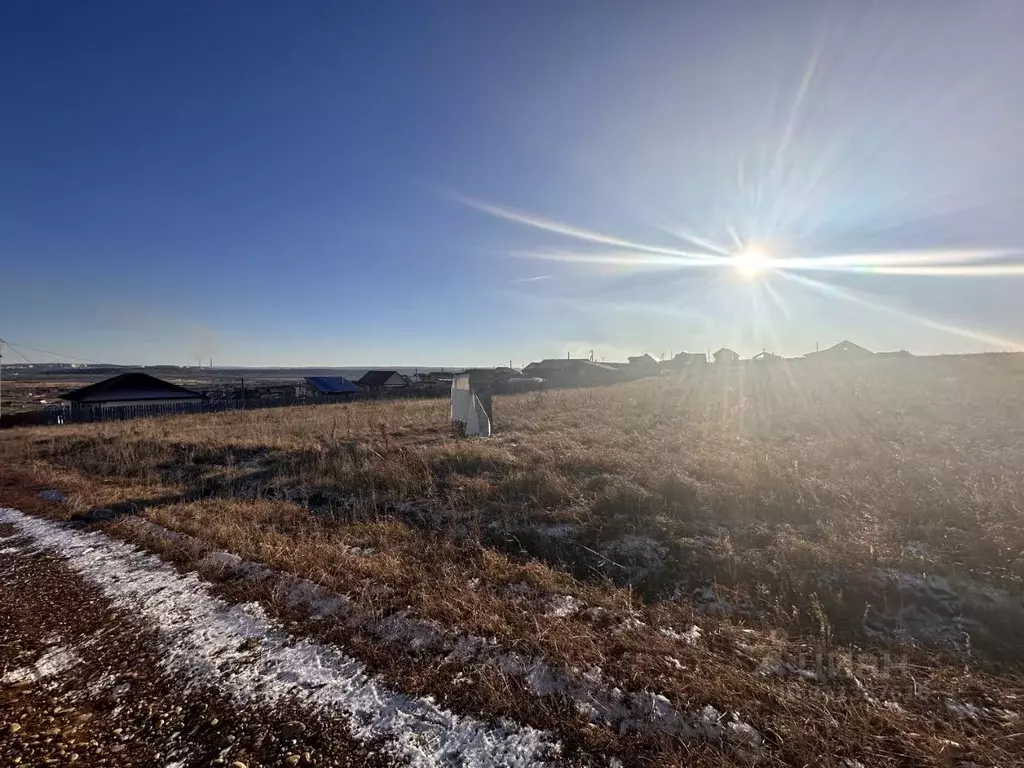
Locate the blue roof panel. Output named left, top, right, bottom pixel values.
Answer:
left=305, top=376, right=359, bottom=394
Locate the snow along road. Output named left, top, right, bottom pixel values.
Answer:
left=0, top=508, right=562, bottom=767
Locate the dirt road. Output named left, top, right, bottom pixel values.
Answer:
left=0, top=510, right=558, bottom=768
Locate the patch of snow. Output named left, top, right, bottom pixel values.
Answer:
left=660, top=625, right=702, bottom=645
left=0, top=507, right=556, bottom=768
left=946, top=699, right=1019, bottom=723
left=947, top=700, right=984, bottom=720
left=38, top=489, right=67, bottom=503
left=756, top=658, right=819, bottom=682
left=545, top=595, right=580, bottom=618
left=694, top=705, right=763, bottom=750
left=535, top=523, right=578, bottom=540
left=344, top=545, right=376, bottom=557
left=616, top=615, right=647, bottom=631
left=0, top=546, right=21, bottom=555
left=840, top=760, right=866, bottom=768
left=2, top=645, right=80, bottom=685
left=42, top=512, right=765, bottom=752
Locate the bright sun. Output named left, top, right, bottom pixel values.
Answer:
left=732, top=247, right=771, bottom=279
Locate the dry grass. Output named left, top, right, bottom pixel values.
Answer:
left=3, top=354, right=1024, bottom=766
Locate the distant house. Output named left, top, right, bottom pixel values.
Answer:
left=876, top=350, right=912, bottom=359
left=59, top=372, right=206, bottom=409
left=713, top=348, right=740, bottom=364
left=752, top=351, right=782, bottom=363
left=626, top=353, right=661, bottom=378
left=522, top=358, right=624, bottom=386
left=804, top=340, right=874, bottom=361
left=423, top=370, right=455, bottom=383
left=459, top=367, right=520, bottom=386
left=225, top=384, right=295, bottom=402
left=357, top=370, right=408, bottom=390
left=303, top=376, right=360, bottom=396
left=664, top=351, right=707, bottom=370
left=523, top=358, right=586, bottom=377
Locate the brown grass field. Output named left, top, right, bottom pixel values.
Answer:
left=3, top=354, right=1024, bottom=766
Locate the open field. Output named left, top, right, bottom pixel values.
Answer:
left=3, top=355, right=1024, bottom=766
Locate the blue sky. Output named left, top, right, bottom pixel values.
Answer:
left=2, top=1, right=1023, bottom=367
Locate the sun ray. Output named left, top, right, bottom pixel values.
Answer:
left=837, top=264, right=1024, bottom=276
left=778, top=248, right=1020, bottom=269
left=508, top=249, right=721, bottom=270
left=654, top=223, right=733, bottom=256
left=453, top=194, right=725, bottom=261
left=760, top=277, right=792, bottom=322
left=769, top=42, right=821, bottom=186
left=457, top=192, right=1024, bottom=289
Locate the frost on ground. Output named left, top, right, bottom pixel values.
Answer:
left=0, top=508, right=556, bottom=768
left=544, top=595, right=580, bottom=618
left=2, top=644, right=81, bottom=686
left=128, top=517, right=763, bottom=749
left=946, top=699, right=1020, bottom=723
left=37, top=489, right=67, bottom=503
left=659, top=625, right=702, bottom=646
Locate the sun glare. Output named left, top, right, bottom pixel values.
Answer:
left=733, top=247, right=771, bottom=279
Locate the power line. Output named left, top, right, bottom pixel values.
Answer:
left=0, top=340, right=33, bottom=365
left=0, top=338, right=106, bottom=365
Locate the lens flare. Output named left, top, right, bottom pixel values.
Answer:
left=732, top=247, right=772, bottom=279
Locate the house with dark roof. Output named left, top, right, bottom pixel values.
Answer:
left=357, top=370, right=408, bottom=390
left=458, top=367, right=520, bottom=386
left=303, top=376, right=360, bottom=396
left=713, top=348, right=740, bottom=364
left=522, top=358, right=586, bottom=377
left=663, top=351, right=707, bottom=370
left=804, top=340, right=874, bottom=361
left=59, top=373, right=206, bottom=408
left=626, top=353, right=661, bottom=378
left=522, top=358, right=624, bottom=386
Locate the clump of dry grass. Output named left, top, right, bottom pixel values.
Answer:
left=5, top=354, right=1024, bottom=765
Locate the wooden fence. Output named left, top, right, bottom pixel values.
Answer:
left=0, top=379, right=547, bottom=429
left=0, top=387, right=451, bottom=429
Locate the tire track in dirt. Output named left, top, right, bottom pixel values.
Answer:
left=0, top=509, right=561, bottom=767
left=0, top=528, right=391, bottom=767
